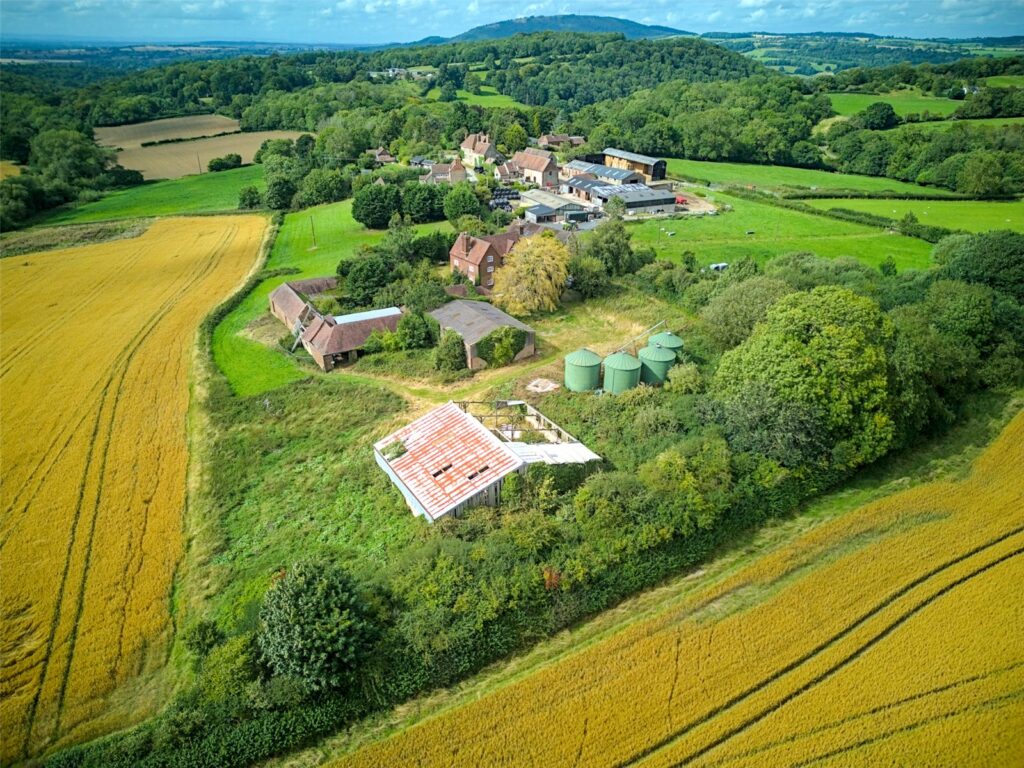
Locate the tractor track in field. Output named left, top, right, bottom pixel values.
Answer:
left=18, top=227, right=234, bottom=756
left=701, top=660, right=1024, bottom=766
left=613, top=523, right=1024, bottom=768
left=793, top=687, right=1024, bottom=767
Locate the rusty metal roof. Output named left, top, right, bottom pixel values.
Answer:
left=374, top=402, right=524, bottom=521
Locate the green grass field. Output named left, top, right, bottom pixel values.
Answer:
left=427, top=85, right=526, bottom=108
left=627, top=192, right=933, bottom=270
left=893, top=116, right=1024, bottom=132
left=38, top=164, right=265, bottom=225
left=212, top=199, right=449, bottom=396
left=665, top=158, right=955, bottom=196
left=804, top=198, right=1024, bottom=233
left=984, top=75, right=1024, bottom=87
left=828, top=90, right=960, bottom=117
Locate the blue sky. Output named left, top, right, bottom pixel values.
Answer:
left=2, top=0, right=1022, bottom=45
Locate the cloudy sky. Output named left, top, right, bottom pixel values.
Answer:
left=2, top=0, right=1022, bottom=45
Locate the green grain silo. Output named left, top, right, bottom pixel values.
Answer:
left=564, top=348, right=602, bottom=392
left=648, top=331, right=684, bottom=358
left=602, top=352, right=641, bottom=394
left=638, top=344, right=676, bottom=386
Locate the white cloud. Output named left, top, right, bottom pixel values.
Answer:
left=706, top=10, right=722, bottom=23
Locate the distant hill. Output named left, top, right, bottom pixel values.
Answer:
left=434, top=15, right=690, bottom=44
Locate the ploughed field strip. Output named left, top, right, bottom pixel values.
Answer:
left=0, top=216, right=264, bottom=761
left=334, top=413, right=1024, bottom=768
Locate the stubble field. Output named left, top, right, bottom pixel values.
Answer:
left=0, top=215, right=265, bottom=761
left=95, top=114, right=241, bottom=149
left=332, top=411, right=1024, bottom=768
left=115, top=130, right=307, bottom=179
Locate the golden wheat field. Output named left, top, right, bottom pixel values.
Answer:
left=0, top=160, right=21, bottom=179
left=0, top=216, right=264, bottom=761
left=334, top=412, right=1024, bottom=768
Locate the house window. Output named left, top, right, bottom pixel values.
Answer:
left=487, top=255, right=493, bottom=263
left=487, top=266, right=494, bottom=272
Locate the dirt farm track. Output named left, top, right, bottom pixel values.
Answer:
left=0, top=216, right=265, bottom=761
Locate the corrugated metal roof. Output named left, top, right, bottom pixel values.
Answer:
left=564, top=161, right=638, bottom=182
left=375, top=402, right=524, bottom=521
left=506, top=442, right=601, bottom=465
left=604, top=147, right=661, bottom=166
left=333, top=306, right=402, bottom=324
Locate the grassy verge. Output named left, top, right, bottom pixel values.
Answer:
left=267, top=388, right=1022, bottom=767
left=666, top=157, right=957, bottom=197
left=626, top=192, right=933, bottom=270
left=803, top=197, right=1024, bottom=233
left=36, top=165, right=265, bottom=225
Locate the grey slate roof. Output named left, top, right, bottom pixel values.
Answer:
left=429, top=300, right=534, bottom=346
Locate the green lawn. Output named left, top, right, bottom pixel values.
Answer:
left=427, top=85, right=527, bottom=108
left=626, top=192, right=933, bottom=270
left=38, top=165, right=264, bottom=225
left=984, top=75, right=1024, bottom=87
left=804, top=198, right=1024, bottom=233
left=828, top=90, right=960, bottom=117
left=212, top=199, right=450, bottom=396
left=665, top=158, right=955, bottom=196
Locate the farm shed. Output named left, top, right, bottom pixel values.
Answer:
left=560, top=160, right=643, bottom=185
left=375, top=401, right=600, bottom=522
left=429, top=300, right=535, bottom=370
left=301, top=306, right=402, bottom=371
left=603, top=148, right=667, bottom=182
left=569, top=180, right=676, bottom=214
left=520, top=188, right=586, bottom=217
left=268, top=277, right=338, bottom=331
left=525, top=204, right=558, bottom=223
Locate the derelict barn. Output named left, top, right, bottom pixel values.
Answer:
left=429, top=300, right=536, bottom=370
left=374, top=401, right=600, bottom=522
left=301, top=307, right=402, bottom=371
left=268, top=279, right=401, bottom=371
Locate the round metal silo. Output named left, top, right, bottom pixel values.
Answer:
left=638, top=344, right=676, bottom=386
left=602, top=352, right=641, bottom=394
left=564, top=348, right=602, bottom=392
left=648, top=331, right=684, bottom=358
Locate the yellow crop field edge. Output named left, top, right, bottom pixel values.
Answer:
left=331, top=411, right=1024, bottom=768
left=0, top=215, right=265, bottom=761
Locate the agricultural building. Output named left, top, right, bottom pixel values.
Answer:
left=301, top=307, right=402, bottom=371
left=638, top=344, right=676, bottom=385
left=648, top=330, right=684, bottom=357
left=603, top=148, right=667, bottom=182
left=603, top=351, right=642, bottom=394
left=538, top=133, right=585, bottom=149
left=374, top=400, right=600, bottom=522
left=510, top=148, right=558, bottom=187
left=268, top=277, right=338, bottom=331
left=367, top=147, right=395, bottom=164
left=564, top=348, right=602, bottom=392
left=560, top=160, right=643, bottom=185
left=461, top=132, right=504, bottom=166
left=567, top=179, right=676, bottom=214
left=429, top=300, right=535, bottom=370
left=520, top=188, right=587, bottom=218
